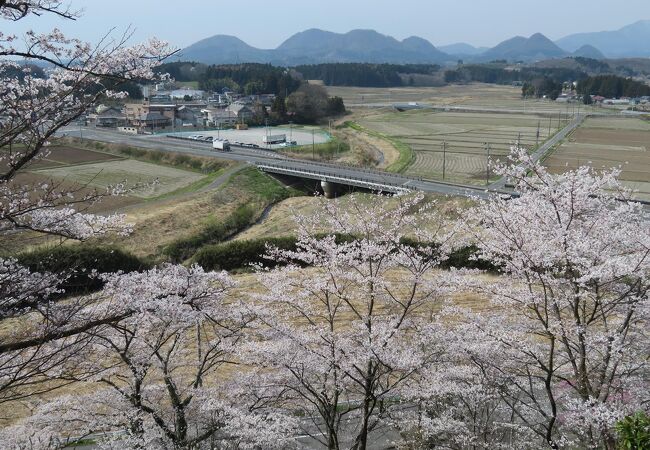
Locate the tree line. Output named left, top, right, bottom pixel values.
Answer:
left=293, top=63, right=440, bottom=87
left=445, top=64, right=588, bottom=85
left=577, top=75, right=650, bottom=98
left=155, top=62, right=302, bottom=97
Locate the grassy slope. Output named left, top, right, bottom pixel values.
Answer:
left=160, top=167, right=305, bottom=263
left=343, top=121, right=414, bottom=173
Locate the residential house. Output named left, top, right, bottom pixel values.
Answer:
left=226, top=103, right=254, bottom=122
left=87, top=105, right=123, bottom=127
left=93, top=106, right=126, bottom=128
left=175, top=105, right=202, bottom=127
left=201, top=108, right=238, bottom=128
left=125, top=102, right=176, bottom=127
left=131, top=112, right=170, bottom=129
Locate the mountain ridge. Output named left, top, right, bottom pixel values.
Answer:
left=180, top=29, right=450, bottom=65
left=556, top=20, right=650, bottom=57
left=178, top=21, right=650, bottom=65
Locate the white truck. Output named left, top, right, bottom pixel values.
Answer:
left=263, top=134, right=286, bottom=145
left=212, top=139, right=231, bottom=151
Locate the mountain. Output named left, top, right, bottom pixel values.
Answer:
left=275, top=29, right=341, bottom=54
left=480, top=33, right=567, bottom=62
left=273, top=29, right=450, bottom=64
left=179, top=35, right=272, bottom=64
left=571, top=44, right=605, bottom=60
left=438, top=43, right=488, bottom=56
left=179, top=29, right=450, bottom=65
left=556, top=20, right=650, bottom=57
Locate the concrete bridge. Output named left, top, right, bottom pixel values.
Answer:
left=255, top=161, right=412, bottom=197
left=254, top=160, right=497, bottom=199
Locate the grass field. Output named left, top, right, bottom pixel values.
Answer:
left=544, top=117, right=650, bottom=200
left=357, top=109, right=564, bottom=183
left=33, top=159, right=206, bottom=199
left=235, top=193, right=473, bottom=242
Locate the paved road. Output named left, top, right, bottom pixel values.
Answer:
left=489, top=114, right=586, bottom=190
left=60, top=127, right=497, bottom=200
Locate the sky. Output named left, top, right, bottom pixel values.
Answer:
left=5, top=0, right=650, bottom=50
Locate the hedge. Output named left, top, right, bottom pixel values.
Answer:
left=163, top=204, right=256, bottom=263
left=17, top=245, right=150, bottom=297
left=193, top=235, right=498, bottom=273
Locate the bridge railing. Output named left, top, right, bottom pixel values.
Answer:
left=255, top=162, right=414, bottom=193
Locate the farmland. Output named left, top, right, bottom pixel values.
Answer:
left=33, top=159, right=206, bottom=199
left=357, top=109, right=564, bottom=183
left=544, top=116, right=650, bottom=201
left=0, top=142, right=240, bottom=255
left=327, top=83, right=610, bottom=114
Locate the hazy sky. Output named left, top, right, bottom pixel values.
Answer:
left=6, top=0, right=650, bottom=49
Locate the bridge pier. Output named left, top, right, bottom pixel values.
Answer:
left=320, top=180, right=338, bottom=199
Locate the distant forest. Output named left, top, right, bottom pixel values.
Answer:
left=577, top=75, right=650, bottom=98
left=155, top=61, right=650, bottom=99
left=444, top=65, right=596, bottom=100
left=157, top=62, right=442, bottom=90
left=293, top=63, right=441, bottom=87
left=444, top=65, right=588, bottom=86
left=155, top=62, right=301, bottom=97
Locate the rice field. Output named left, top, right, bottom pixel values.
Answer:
left=327, top=83, right=609, bottom=115
left=544, top=117, right=650, bottom=201
left=358, top=110, right=564, bottom=184
left=33, top=159, right=206, bottom=199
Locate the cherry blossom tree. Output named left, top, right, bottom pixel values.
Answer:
left=393, top=315, right=541, bottom=449
left=446, top=149, right=650, bottom=449
left=0, top=265, right=295, bottom=449
left=0, top=0, right=172, bottom=403
left=240, top=193, right=458, bottom=450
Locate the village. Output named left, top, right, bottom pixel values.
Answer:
left=87, top=84, right=275, bottom=132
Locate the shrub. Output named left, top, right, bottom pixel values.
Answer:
left=193, top=237, right=297, bottom=271
left=17, top=245, right=150, bottom=297
left=616, top=412, right=650, bottom=450
left=194, top=234, right=498, bottom=274
left=163, top=204, right=257, bottom=263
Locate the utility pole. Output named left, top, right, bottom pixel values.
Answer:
left=548, top=116, right=552, bottom=137
left=536, top=121, right=540, bottom=147
left=442, top=141, right=447, bottom=181
left=289, top=121, right=293, bottom=142
left=485, top=142, right=491, bottom=186
left=312, top=129, right=315, bottom=160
